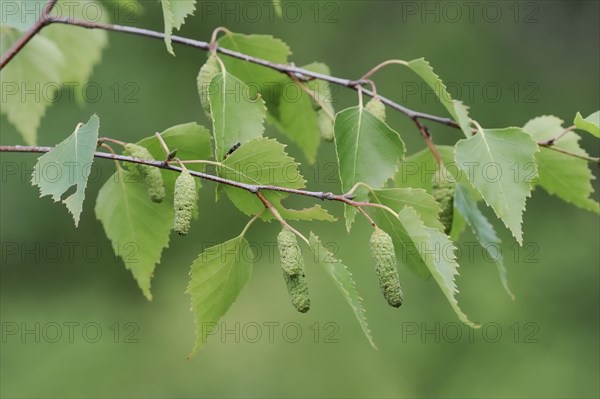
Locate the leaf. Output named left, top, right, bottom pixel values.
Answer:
left=574, top=111, right=600, bottom=138
left=95, top=166, right=173, bottom=300
left=274, top=62, right=333, bottom=163
left=31, top=115, right=100, bottom=226
left=208, top=71, right=267, bottom=161
left=405, top=58, right=472, bottom=136
left=523, top=116, right=599, bottom=213
left=219, top=138, right=334, bottom=222
left=334, top=106, right=405, bottom=231
left=369, top=188, right=444, bottom=231
left=160, top=0, right=196, bottom=55
left=0, top=0, right=46, bottom=31
left=272, top=0, right=283, bottom=17
left=308, top=233, right=376, bottom=349
left=0, top=26, right=65, bottom=145
left=187, top=236, right=253, bottom=355
left=369, top=191, right=431, bottom=279
left=397, top=207, right=476, bottom=326
left=137, top=122, right=212, bottom=193
left=0, top=1, right=108, bottom=144
left=454, top=127, right=538, bottom=244
left=454, top=184, right=514, bottom=300
left=44, top=1, right=108, bottom=103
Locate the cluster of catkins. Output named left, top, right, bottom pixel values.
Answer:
left=124, top=143, right=196, bottom=236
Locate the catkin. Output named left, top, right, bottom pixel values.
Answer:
left=197, top=55, right=220, bottom=116
left=365, top=97, right=386, bottom=122
left=124, top=143, right=165, bottom=203
left=277, top=228, right=310, bottom=313
left=317, top=109, right=335, bottom=142
left=432, top=167, right=455, bottom=235
left=370, top=228, right=403, bottom=308
left=173, top=169, right=197, bottom=236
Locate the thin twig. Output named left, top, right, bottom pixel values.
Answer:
left=256, top=191, right=309, bottom=245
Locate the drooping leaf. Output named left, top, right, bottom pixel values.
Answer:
left=0, top=2, right=108, bottom=144
left=405, top=58, right=472, bottom=136
left=369, top=191, right=431, bottom=279
left=523, top=116, right=599, bottom=213
left=187, top=235, right=253, bottom=355
left=334, top=106, right=405, bottom=231
left=454, top=184, right=514, bottom=299
left=160, top=0, right=196, bottom=55
left=0, top=26, right=65, bottom=145
left=574, top=111, right=600, bottom=138
left=274, top=62, right=334, bottom=163
left=396, top=207, right=476, bottom=326
left=95, top=166, right=174, bottom=300
left=369, top=188, right=444, bottom=231
left=219, top=138, right=334, bottom=222
left=208, top=71, right=267, bottom=161
left=31, top=115, right=100, bottom=226
left=308, top=233, right=376, bottom=349
left=44, top=0, right=108, bottom=103
left=455, top=127, right=538, bottom=244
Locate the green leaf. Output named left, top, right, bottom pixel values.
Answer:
left=273, top=62, right=333, bottom=163
left=0, top=0, right=46, bottom=31
left=405, top=58, right=472, bottom=136
left=455, top=127, right=538, bottom=244
left=137, top=122, right=212, bottom=193
left=308, top=233, right=376, bottom=349
left=0, top=2, right=107, bottom=144
left=454, top=184, right=514, bottom=300
left=574, top=111, right=600, bottom=138
left=272, top=0, right=283, bottom=17
left=334, top=106, right=405, bottom=231
left=208, top=71, right=267, bottom=161
left=160, top=0, right=196, bottom=55
left=219, top=138, right=334, bottom=222
left=95, top=166, right=174, bottom=300
left=0, top=26, right=65, bottom=145
left=369, top=188, right=444, bottom=231
left=523, top=116, right=599, bottom=213
left=31, top=115, right=100, bottom=226
left=397, top=207, right=476, bottom=326
left=44, top=1, right=108, bottom=103
left=217, top=32, right=291, bottom=95
left=369, top=191, right=431, bottom=279
left=187, top=235, right=253, bottom=355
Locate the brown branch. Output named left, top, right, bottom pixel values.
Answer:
left=41, top=16, right=459, bottom=129
left=0, top=0, right=59, bottom=69
left=0, top=145, right=359, bottom=202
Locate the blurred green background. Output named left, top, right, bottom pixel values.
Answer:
left=1, top=0, right=599, bottom=398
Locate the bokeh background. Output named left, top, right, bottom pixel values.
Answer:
left=1, top=0, right=599, bottom=398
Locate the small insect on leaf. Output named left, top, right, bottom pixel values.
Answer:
left=365, top=97, right=386, bottom=122
left=123, top=143, right=166, bottom=203
left=173, top=169, right=197, bottom=236
left=370, top=228, right=403, bottom=307
left=224, top=142, right=241, bottom=159
left=277, top=227, right=310, bottom=313
left=432, top=166, right=455, bottom=235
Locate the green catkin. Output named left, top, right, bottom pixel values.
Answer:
left=369, top=228, right=403, bottom=308
left=365, top=97, right=386, bottom=122
left=197, top=54, right=220, bottom=116
left=317, top=109, right=335, bottom=142
left=173, top=170, right=196, bottom=236
left=431, top=167, right=455, bottom=235
left=277, top=228, right=310, bottom=313
left=124, top=143, right=165, bottom=203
